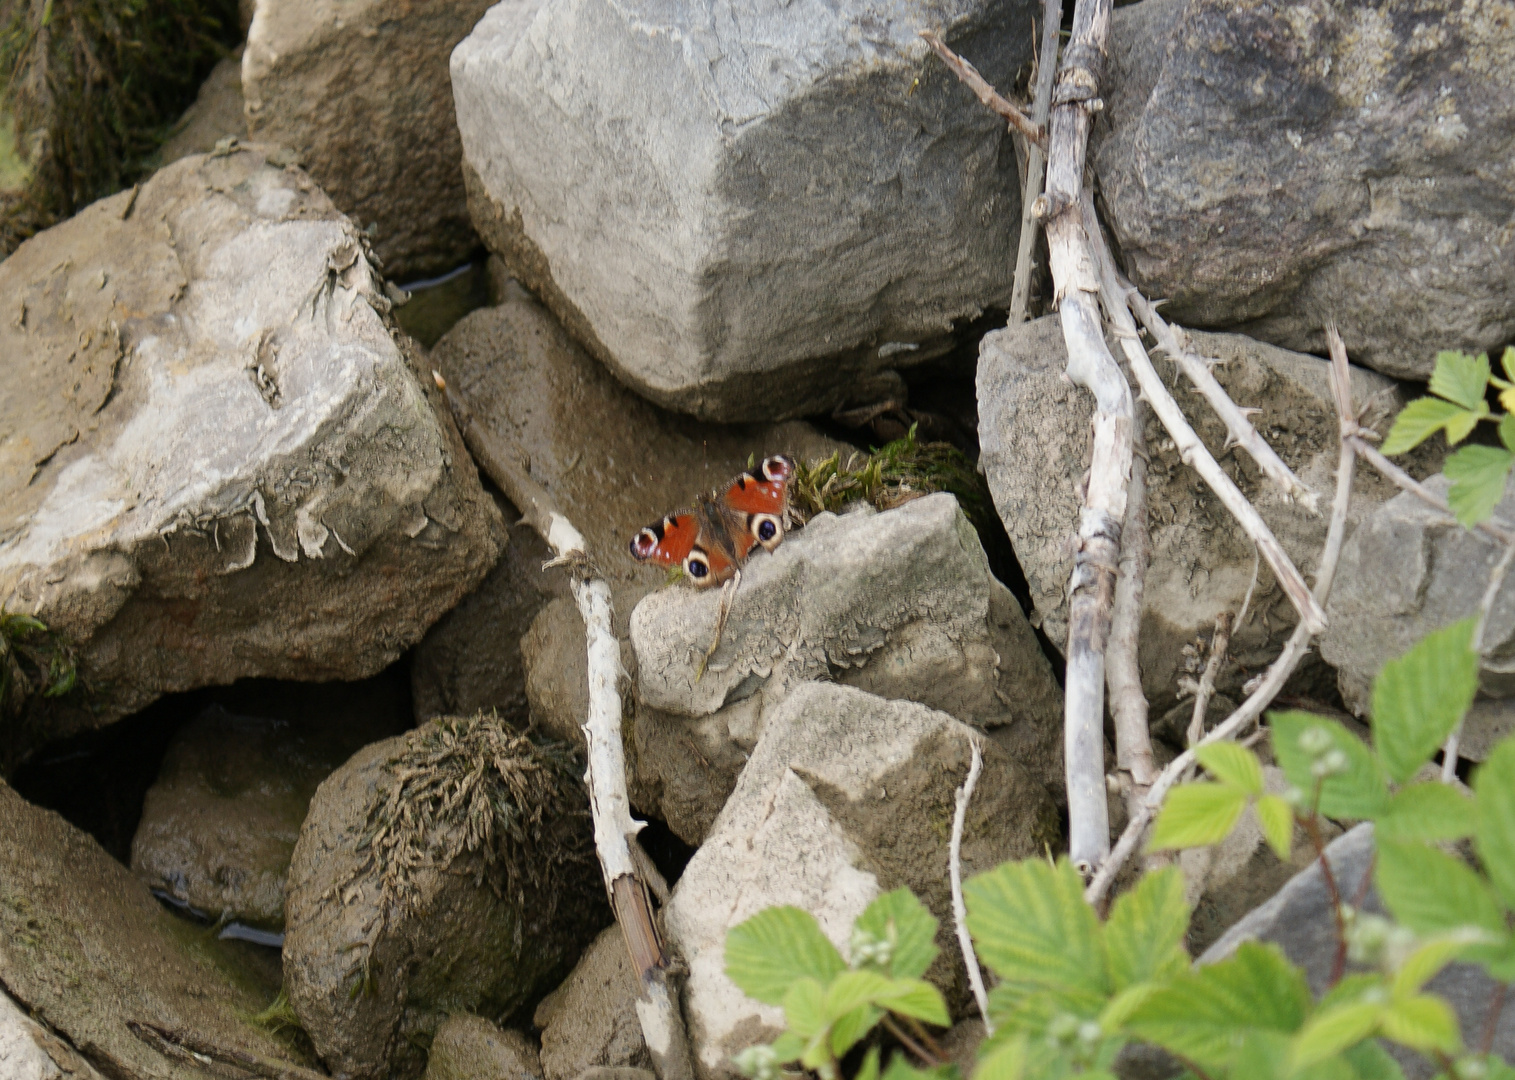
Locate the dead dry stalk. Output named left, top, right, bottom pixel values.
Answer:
left=949, top=740, right=993, bottom=1033
left=437, top=372, right=693, bottom=1080
left=1009, top=0, right=1064, bottom=323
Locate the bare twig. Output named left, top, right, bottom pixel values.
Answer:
left=1108, top=401, right=1159, bottom=804
left=1186, top=612, right=1234, bottom=749
left=1441, top=529, right=1515, bottom=780
left=1346, top=435, right=1515, bottom=546
left=127, top=1022, right=329, bottom=1080
left=1044, top=0, right=1127, bottom=876
left=949, top=740, right=993, bottom=1033
left=919, top=31, right=1046, bottom=150
left=437, top=372, right=693, bottom=1080
left=1008, top=0, right=1064, bottom=322
left=1082, top=199, right=1325, bottom=636
left=1084, top=324, right=1358, bottom=906
left=1235, top=547, right=1261, bottom=629
left=1126, top=287, right=1319, bottom=513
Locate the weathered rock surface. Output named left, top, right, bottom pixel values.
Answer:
left=0, top=780, right=316, bottom=1080
left=1323, top=475, right=1515, bottom=727
left=1202, top=824, right=1513, bottom=1075
left=978, top=315, right=1434, bottom=714
left=630, top=494, right=1064, bottom=842
left=158, top=51, right=247, bottom=166
left=451, top=0, right=1034, bottom=421
left=424, top=1015, right=542, bottom=1080
left=664, top=682, right=1060, bottom=1077
left=243, top=0, right=494, bottom=279
left=130, top=688, right=410, bottom=929
left=0, top=985, right=106, bottom=1080
left=0, top=147, right=501, bottom=747
left=413, top=503, right=566, bottom=723
left=283, top=717, right=605, bottom=1080
left=1096, top=0, right=1515, bottom=381
left=534, top=925, right=653, bottom=1080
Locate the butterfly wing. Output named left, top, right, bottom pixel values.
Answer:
left=628, top=503, right=742, bottom=588
left=720, top=455, right=795, bottom=552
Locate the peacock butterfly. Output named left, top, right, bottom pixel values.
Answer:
left=629, top=456, right=797, bottom=586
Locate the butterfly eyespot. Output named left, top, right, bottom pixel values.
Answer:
left=684, top=552, right=710, bottom=579
left=630, top=528, right=661, bottom=561
left=749, top=513, right=783, bottom=551
left=760, top=456, right=794, bottom=482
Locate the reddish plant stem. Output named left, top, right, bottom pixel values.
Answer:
left=1483, top=983, right=1509, bottom=1056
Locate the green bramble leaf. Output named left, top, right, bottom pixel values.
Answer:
left=1269, top=711, right=1389, bottom=819
left=1256, top=795, right=1295, bottom=858
left=881, top=1056, right=959, bottom=1080
left=770, top=1032, right=805, bottom=1063
left=1500, top=413, right=1515, bottom=452
left=1391, top=938, right=1471, bottom=999
left=1445, top=445, right=1514, bottom=528
left=1370, top=618, right=1479, bottom=785
left=823, top=970, right=892, bottom=1022
left=1429, top=351, right=1491, bottom=411
left=1195, top=742, right=1266, bottom=795
left=1375, top=782, right=1475, bottom=843
left=782, top=977, right=827, bottom=1040
left=1104, top=866, right=1190, bottom=991
left=964, top=858, right=1108, bottom=1003
left=871, top=977, right=949, bottom=1027
left=1381, top=398, right=1476, bottom=455
left=829, top=1003, right=882, bottom=1058
left=1341, top=1039, right=1408, bottom=1080
left=1474, top=738, right=1515, bottom=909
left=1293, top=1000, right=1385, bottom=1069
left=1148, top=783, right=1249, bottom=851
left=726, top=907, right=847, bottom=1006
left=1379, top=994, right=1460, bottom=1055
left=853, top=888, right=939, bottom=980
left=1123, top=942, right=1311, bottom=1072
left=856, top=1046, right=882, bottom=1080
left=972, top=1035, right=1028, bottom=1080
left=1376, top=839, right=1506, bottom=940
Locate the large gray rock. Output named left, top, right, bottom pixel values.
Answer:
left=1096, top=0, right=1515, bottom=381
left=1323, top=475, right=1515, bottom=723
left=0, top=147, right=501, bottom=747
left=0, top=986, right=106, bottom=1080
left=629, top=494, right=1064, bottom=842
left=130, top=684, right=410, bottom=929
left=978, top=316, right=1434, bottom=714
left=534, top=925, right=653, bottom=1080
left=1202, top=824, right=1513, bottom=1076
left=0, top=780, right=316, bottom=1080
left=664, top=682, right=1060, bottom=1078
left=451, top=0, right=1033, bottom=421
left=424, top=1015, right=542, bottom=1080
left=283, top=715, right=606, bottom=1080
left=243, top=0, right=494, bottom=279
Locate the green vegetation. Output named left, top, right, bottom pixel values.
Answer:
left=1382, top=347, right=1515, bottom=527
left=0, top=608, right=76, bottom=721
left=726, top=622, right=1514, bottom=1080
left=0, top=0, right=239, bottom=252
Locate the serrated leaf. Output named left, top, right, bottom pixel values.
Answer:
left=1268, top=712, right=1389, bottom=819
left=857, top=1046, right=882, bottom=1080
left=1392, top=937, right=1470, bottom=998
left=726, top=906, right=847, bottom=1006
left=1474, top=738, right=1515, bottom=908
left=1342, top=1040, right=1408, bottom=1080
left=873, top=977, right=949, bottom=1026
left=972, top=1035, right=1027, bottom=1080
left=783, top=977, right=827, bottom=1039
left=1376, top=839, right=1506, bottom=938
left=1196, top=742, right=1266, bottom=795
left=1504, top=346, right=1515, bottom=385
left=964, top=858, right=1108, bottom=1000
left=1256, top=795, right=1295, bottom=858
left=1123, top=942, right=1311, bottom=1071
left=1446, top=402, right=1491, bottom=446
left=1100, top=983, right=1161, bottom=1031
left=882, top=1056, right=959, bottom=1080
left=1292, top=1002, right=1385, bottom=1069
left=770, top=1031, right=806, bottom=1063
left=824, top=970, right=893, bottom=1021
left=830, top=1003, right=882, bottom=1057
left=1104, top=867, right=1190, bottom=990
left=1371, top=618, right=1479, bottom=785
left=1376, top=783, right=1475, bottom=842
left=854, top=888, right=940, bottom=980
left=1430, top=351, right=1491, bottom=411
left=1501, top=411, right=1515, bottom=451
left=1148, top=783, right=1249, bottom=851
left=1379, top=994, right=1461, bottom=1054
left=1446, top=445, right=1515, bottom=528
left=1382, top=398, right=1474, bottom=454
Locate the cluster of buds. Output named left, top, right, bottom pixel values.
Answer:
left=1046, top=1013, right=1105, bottom=1065
left=850, top=926, right=893, bottom=969
left=1299, top=726, right=1351, bottom=779
left=733, top=1044, right=784, bottom=1080
left=1343, top=910, right=1418, bottom=971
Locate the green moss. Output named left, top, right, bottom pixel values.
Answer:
left=0, top=0, right=239, bottom=254
left=1, top=609, right=76, bottom=720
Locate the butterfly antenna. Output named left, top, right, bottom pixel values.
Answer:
left=695, top=569, right=741, bottom=683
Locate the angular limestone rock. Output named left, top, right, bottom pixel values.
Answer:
left=423, top=1015, right=542, bottom=1080
left=243, top=0, right=495, bottom=278
left=451, top=0, right=1034, bottom=420
left=629, top=494, right=1063, bottom=841
left=534, top=925, right=653, bottom=1080
left=130, top=685, right=410, bottom=929
left=1096, top=0, right=1515, bottom=380
left=0, top=781, right=316, bottom=1080
left=0, top=985, right=107, bottom=1080
left=664, top=682, right=1059, bottom=1078
left=0, top=147, right=500, bottom=746
left=283, top=716, right=606, bottom=1080
left=978, top=316, right=1434, bottom=715
left=1323, top=475, right=1515, bottom=720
